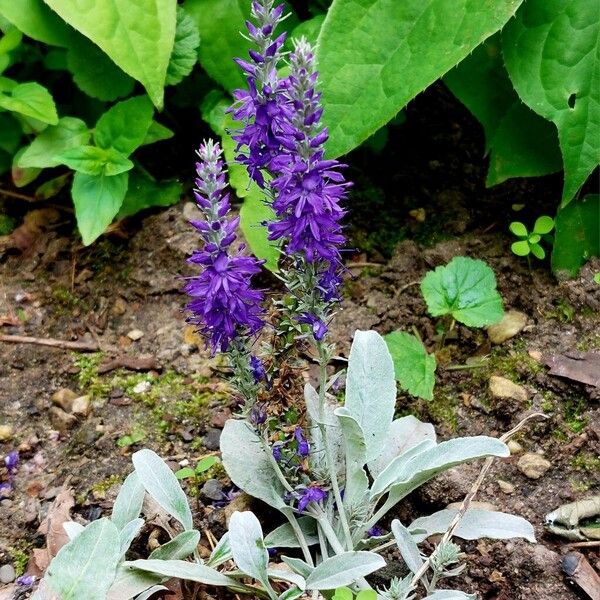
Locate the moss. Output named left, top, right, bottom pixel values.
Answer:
left=570, top=478, right=592, bottom=493
left=577, top=329, right=600, bottom=351
left=9, top=542, right=32, bottom=576
left=474, top=345, right=543, bottom=385
left=73, top=352, right=106, bottom=392
left=91, top=474, right=123, bottom=494
left=571, top=453, right=600, bottom=473
left=546, top=299, right=575, bottom=323
left=541, top=390, right=556, bottom=413
left=564, top=397, right=588, bottom=434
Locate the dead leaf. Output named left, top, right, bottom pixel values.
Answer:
left=0, top=315, right=20, bottom=327
left=0, top=208, right=60, bottom=253
left=545, top=351, right=600, bottom=387
left=98, top=355, right=162, bottom=374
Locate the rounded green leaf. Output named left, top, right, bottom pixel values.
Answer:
left=509, top=221, right=528, bottom=237
left=529, top=243, right=545, bottom=260
left=528, top=233, right=541, bottom=244
left=0, top=82, right=58, bottom=124
left=511, top=240, right=530, bottom=256
left=57, top=145, right=133, bottom=176
left=533, top=215, right=554, bottom=235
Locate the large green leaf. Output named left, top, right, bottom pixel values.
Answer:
left=444, top=36, right=562, bottom=186
left=0, top=0, right=73, bottom=46
left=384, top=331, right=436, bottom=401
left=166, top=6, right=200, bottom=86
left=552, top=194, right=600, bottom=278
left=0, top=82, right=58, bottom=124
left=420, top=256, right=504, bottom=327
left=18, top=117, right=90, bottom=169
left=43, top=0, right=177, bottom=108
left=503, top=0, right=600, bottom=205
left=57, top=145, right=133, bottom=176
left=117, top=168, right=182, bottom=219
left=316, top=0, right=524, bottom=158
left=72, top=171, right=129, bottom=245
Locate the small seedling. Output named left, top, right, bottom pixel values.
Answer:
left=175, top=455, right=219, bottom=481
left=333, top=588, right=377, bottom=600
left=116, top=429, right=145, bottom=448
left=594, top=273, right=600, bottom=285
left=510, top=215, right=554, bottom=260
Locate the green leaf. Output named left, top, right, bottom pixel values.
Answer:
left=0, top=113, right=21, bottom=154
left=57, top=145, right=133, bottom=176
left=94, top=96, right=154, bottom=156
left=149, top=530, right=201, bottom=560
left=287, top=14, right=325, bottom=49
left=420, top=256, right=504, bottom=327
left=444, top=35, right=561, bottom=186
left=175, top=467, right=196, bottom=480
left=533, top=215, right=555, bottom=235
left=12, top=147, right=40, bottom=187
left=72, top=171, right=129, bottom=245
left=0, top=82, right=58, bottom=124
left=503, top=0, right=600, bottom=205
left=45, top=518, right=121, bottom=600
left=509, top=221, right=528, bottom=237
left=141, top=121, right=174, bottom=146
left=117, top=168, right=181, bottom=219
left=316, top=0, right=524, bottom=158
left=44, top=0, right=177, bottom=108
left=528, top=234, right=541, bottom=245
left=304, top=552, right=385, bottom=590
left=107, top=566, right=162, bottom=600
left=111, top=472, right=146, bottom=531
left=124, top=559, right=239, bottom=587
left=391, top=519, right=423, bottom=574
left=0, top=26, right=22, bottom=54
left=66, top=34, right=135, bottom=102
left=132, top=449, right=194, bottom=531
left=332, top=588, right=353, bottom=600
left=264, top=517, right=319, bottom=549
left=511, top=240, right=530, bottom=257
left=384, top=331, right=436, bottom=401
left=166, top=6, right=200, bottom=86
left=552, top=194, right=600, bottom=277
left=196, top=455, right=218, bottom=473
left=19, top=117, right=90, bottom=169
left=0, top=0, right=73, bottom=46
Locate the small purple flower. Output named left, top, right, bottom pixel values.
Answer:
left=250, top=355, right=266, bottom=383
left=272, top=444, right=283, bottom=462
left=297, top=485, right=327, bottom=512
left=367, top=526, right=384, bottom=538
left=5, top=450, right=18, bottom=475
left=16, top=575, right=36, bottom=587
left=0, top=482, right=11, bottom=499
left=296, top=313, right=328, bottom=341
left=250, top=403, right=267, bottom=425
left=294, top=427, right=310, bottom=457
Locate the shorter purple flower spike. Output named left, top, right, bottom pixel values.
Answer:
left=297, top=485, right=327, bottom=512
left=294, top=427, right=310, bottom=457
left=16, top=575, right=36, bottom=587
left=250, top=355, right=266, bottom=383
left=0, top=482, right=11, bottom=499
left=367, top=526, right=384, bottom=538
left=272, top=444, right=283, bottom=462
left=250, top=403, right=267, bottom=425
left=296, top=313, right=328, bottom=341
left=5, top=450, right=18, bottom=474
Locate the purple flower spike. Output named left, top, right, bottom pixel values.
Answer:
left=272, top=444, right=283, bottom=462
left=0, top=482, right=11, bottom=499
left=297, top=313, right=328, bottom=341
left=367, top=526, right=384, bottom=538
left=297, top=486, right=327, bottom=512
left=5, top=450, right=18, bottom=474
left=185, top=140, right=264, bottom=352
left=250, top=355, right=266, bottom=383
left=16, top=575, right=36, bottom=587
left=250, top=403, right=267, bottom=425
left=294, top=427, right=310, bottom=457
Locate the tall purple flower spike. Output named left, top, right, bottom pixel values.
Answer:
left=185, top=140, right=264, bottom=352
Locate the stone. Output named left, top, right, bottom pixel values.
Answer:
left=0, top=564, right=16, bottom=584
left=127, top=329, right=144, bottom=341
left=210, top=408, right=232, bottom=429
left=132, top=381, right=151, bottom=394
left=0, top=425, right=13, bottom=441
left=487, top=310, right=528, bottom=344
left=203, top=428, right=222, bottom=451
left=518, top=452, right=551, bottom=479
left=497, top=479, right=515, bottom=494
left=201, top=479, right=224, bottom=502
left=508, top=440, right=523, bottom=455
left=51, top=388, right=77, bottom=413
left=489, top=376, right=528, bottom=404
left=49, top=407, right=78, bottom=434
left=112, top=297, right=127, bottom=316
left=71, top=395, right=92, bottom=417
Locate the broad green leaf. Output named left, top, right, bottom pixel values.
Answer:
left=391, top=520, right=423, bottom=574
left=281, top=556, right=313, bottom=578
left=552, top=194, right=600, bottom=277
left=332, top=589, right=353, bottom=600
left=384, top=331, right=436, bottom=400
left=424, top=592, right=476, bottom=600
left=0, top=25, right=22, bottom=54
left=207, top=532, right=232, bottom=568
left=66, top=34, right=135, bottom=102
left=264, top=517, right=319, bottom=548
left=409, top=508, right=536, bottom=543
left=57, top=145, right=133, bottom=176
left=44, top=0, right=177, bottom=108
left=229, top=511, right=271, bottom=590
left=117, top=168, right=182, bottom=219
left=119, top=518, right=144, bottom=555
left=12, top=147, right=40, bottom=187
left=509, top=221, right=527, bottom=237
left=72, top=171, right=128, bottom=245
left=530, top=244, right=545, bottom=260
left=0, top=0, right=73, bottom=46
left=107, top=566, right=162, bottom=600
left=221, top=419, right=288, bottom=513
left=63, top=521, right=85, bottom=541
left=503, top=0, right=600, bottom=205
left=0, top=114, right=21, bottom=154
left=94, top=96, right=154, bottom=156
left=132, top=449, right=193, bottom=531
left=135, top=586, right=170, bottom=600
left=304, top=552, right=385, bottom=590
left=420, top=256, right=504, bottom=327
left=0, top=82, right=58, bottom=124
left=124, top=559, right=239, bottom=587
left=511, top=240, right=530, bottom=257
left=45, top=518, right=121, bottom=600
left=344, top=330, right=397, bottom=463
left=111, top=472, right=146, bottom=531
left=267, top=568, right=305, bottom=590
left=533, top=216, right=554, bottom=235
left=287, top=14, right=325, bottom=48
left=279, top=588, right=307, bottom=600
left=166, top=6, right=200, bottom=86
left=368, top=416, right=436, bottom=480
left=141, top=121, right=174, bottom=146
left=316, top=0, right=524, bottom=158
left=444, top=35, right=561, bottom=186
left=149, top=530, right=200, bottom=560
left=19, top=117, right=90, bottom=169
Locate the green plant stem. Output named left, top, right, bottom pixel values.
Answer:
left=286, top=512, right=315, bottom=568
left=316, top=343, right=354, bottom=551
left=313, top=511, right=346, bottom=555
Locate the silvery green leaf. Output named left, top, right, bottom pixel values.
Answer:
left=124, top=559, right=238, bottom=586
left=229, top=511, right=271, bottom=590
left=305, top=551, right=385, bottom=590
left=221, top=419, right=288, bottom=513
left=265, top=516, right=319, bottom=548
left=344, top=330, right=396, bottom=463
left=112, top=472, right=146, bottom=530
left=207, top=532, right=232, bottom=567
left=135, top=585, right=170, bottom=600
left=132, top=449, right=193, bottom=531
left=119, top=518, right=144, bottom=556
left=279, top=588, right=305, bottom=600
left=149, top=530, right=200, bottom=560
left=334, top=407, right=369, bottom=506
left=368, top=416, right=437, bottom=479
left=45, top=518, right=121, bottom=600
left=371, top=436, right=509, bottom=501
left=409, top=509, right=536, bottom=543
left=267, top=567, right=306, bottom=589
left=391, top=520, right=423, bottom=574
left=107, top=566, right=162, bottom=600
left=281, top=555, right=314, bottom=578
left=63, top=521, right=85, bottom=540
left=423, top=591, right=476, bottom=599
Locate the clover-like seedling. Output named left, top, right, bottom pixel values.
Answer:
left=175, top=455, right=218, bottom=481
left=510, top=215, right=554, bottom=260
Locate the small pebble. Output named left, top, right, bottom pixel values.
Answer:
left=508, top=440, right=523, bottom=455
left=517, top=452, right=551, bottom=479
left=133, top=381, right=151, bottom=394
left=203, top=428, right=222, bottom=451
left=497, top=479, right=515, bottom=494
left=71, top=395, right=92, bottom=417
left=127, top=329, right=144, bottom=341
left=487, top=310, right=528, bottom=344
left=0, top=425, right=13, bottom=441
left=0, top=564, right=16, bottom=584
left=201, top=479, right=224, bottom=501
left=489, top=376, right=528, bottom=403
left=51, top=388, right=77, bottom=413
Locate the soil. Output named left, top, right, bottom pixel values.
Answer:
left=1, top=84, right=599, bottom=600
